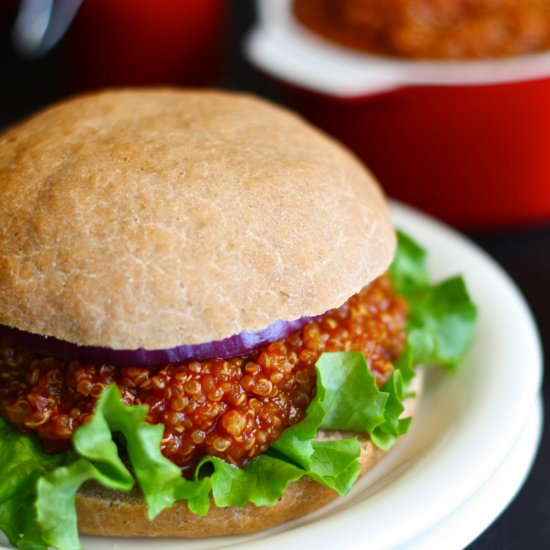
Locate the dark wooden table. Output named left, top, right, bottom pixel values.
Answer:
left=466, top=227, right=549, bottom=549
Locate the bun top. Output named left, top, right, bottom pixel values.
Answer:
left=0, top=89, right=394, bottom=350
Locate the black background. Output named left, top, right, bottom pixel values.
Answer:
left=1, top=1, right=548, bottom=548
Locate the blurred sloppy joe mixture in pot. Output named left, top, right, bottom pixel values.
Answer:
left=293, top=0, right=550, bottom=59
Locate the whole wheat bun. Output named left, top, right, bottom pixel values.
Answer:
left=76, top=437, right=384, bottom=538
left=0, top=89, right=394, bottom=350
left=76, top=370, right=422, bottom=539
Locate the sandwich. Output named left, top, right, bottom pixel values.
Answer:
left=0, top=89, right=476, bottom=549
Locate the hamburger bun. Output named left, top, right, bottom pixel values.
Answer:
left=0, top=89, right=394, bottom=350
left=76, top=370, right=424, bottom=538
left=76, top=436, right=386, bottom=537
left=76, top=367, right=422, bottom=539
left=0, top=89, right=412, bottom=541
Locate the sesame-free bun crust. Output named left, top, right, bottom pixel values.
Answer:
left=76, top=437, right=385, bottom=538
left=76, top=368, right=422, bottom=539
left=0, top=89, right=394, bottom=349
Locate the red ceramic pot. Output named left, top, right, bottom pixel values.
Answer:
left=246, top=0, right=550, bottom=229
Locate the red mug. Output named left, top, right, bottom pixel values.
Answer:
left=64, top=0, right=226, bottom=90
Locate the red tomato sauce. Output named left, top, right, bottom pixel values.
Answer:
left=0, top=275, right=407, bottom=474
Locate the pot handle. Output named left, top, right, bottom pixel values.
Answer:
left=244, top=26, right=404, bottom=99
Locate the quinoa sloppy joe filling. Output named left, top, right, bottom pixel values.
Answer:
left=0, top=275, right=407, bottom=475
left=294, top=0, right=550, bottom=60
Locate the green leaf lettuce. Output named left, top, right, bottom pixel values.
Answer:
left=0, top=230, right=477, bottom=549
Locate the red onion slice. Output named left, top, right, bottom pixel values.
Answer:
left=0, top=316, right=320, bottom=367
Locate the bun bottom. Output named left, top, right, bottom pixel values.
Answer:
left=76, top=438, right=384, bottom=538
left=76, top=372, right=422, bottom=538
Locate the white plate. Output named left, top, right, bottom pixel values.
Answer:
left=1, top=202, right=543, bottom=550
left=406, top=397, right=542, bottom=550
